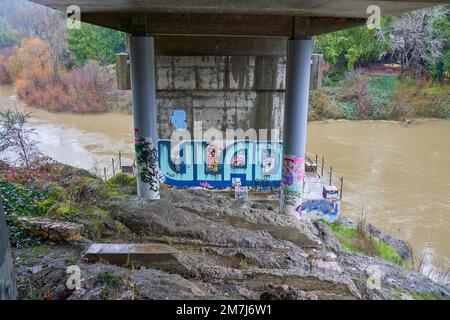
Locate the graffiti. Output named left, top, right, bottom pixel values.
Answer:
left=206, top=144, right=220, bottom=173
left=158, top=140, right=283, bottom=188
left=254, top=178, right=273, bottom=192
left=281, top=155, right=305, bottom=188
left=301, top=199, right=340, bottom=222
left=280, top=155, right=305, bottom=218
left=134, top=129, right=160, bottom=199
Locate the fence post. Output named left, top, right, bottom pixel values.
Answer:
left=119, top=151, right=122, bottom=172
left=315, top=154, right=318, bottom=165
left=340, top=176, right=344, bottom=200
left=329, top=165, right=333, bottom=185
left=104, top=167, right=107, bottom=181
left=112, top=158, right=116, bottom=176
left=321, top=156, right=324, bottom=176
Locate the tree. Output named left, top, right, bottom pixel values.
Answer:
left=7, top=2, right=67, bottom=77
left=0, top=110, right=40, bottom=167
left=67, top=22, right=126, bottom=66
left=314, top=23, right=387, bottom=79
left=378, top=7, right=445, bottom=74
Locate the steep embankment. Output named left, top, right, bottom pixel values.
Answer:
left=1, top=160, right=448, bottom=300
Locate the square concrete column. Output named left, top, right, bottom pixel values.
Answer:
left=280, top=39, right=313, bottom=219
left=129, top=36, right=160, bottom=199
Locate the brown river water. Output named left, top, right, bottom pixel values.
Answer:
left=1, top=85, right=449, bottom=277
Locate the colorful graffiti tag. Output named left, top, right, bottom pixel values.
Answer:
left=280, top=154, right=306, bottom=218
left=301, top=199, right=340, bottom=222
left=158, top=140, right=282, bottom=188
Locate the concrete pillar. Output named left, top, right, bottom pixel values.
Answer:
left=0, top=198, right=17, bottom=300
left=280, top=39, right=313, bottom=219
left=129, top=36, right=160, bottom=199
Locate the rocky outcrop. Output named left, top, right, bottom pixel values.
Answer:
left=161, top=188, right=323, bottom=248
left=16, top=217, right=82, bottom=242
left=338, top=252, right=449, bottom=300
left=10, top=185, right=449, bottom=301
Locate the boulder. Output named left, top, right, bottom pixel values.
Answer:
left=16, top=217, right=82, bottom=242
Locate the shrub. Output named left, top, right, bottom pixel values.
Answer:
left=6, top=38, right=119, bottom=114
left=0, top=54, right=11, bottom=84
left=338, top=71, right=372, bottom=119
left=309, top=90, right=344, bottom=120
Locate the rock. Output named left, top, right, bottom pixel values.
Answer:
left=260, top=284, right=318, bottom=300
left=16, top=217, right=82, bottom=242
left=161, top=188, right=323, bottom=248
left=312, top=220, right=342, bottom=253
left=177, top=254, right=361, bottom=300
left=111, top=198, right=305, bottom=251
left=338, top=252, right=450, bottom=300
left=130, top=268, right=212, bottom=300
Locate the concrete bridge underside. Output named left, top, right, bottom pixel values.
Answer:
left=31, top=0, right=449, bottom=219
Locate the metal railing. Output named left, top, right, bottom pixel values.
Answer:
left=306, top=152, right=344, bottom=200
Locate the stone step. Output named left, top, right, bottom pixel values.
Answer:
left=83, top=243, right=188, bottom=275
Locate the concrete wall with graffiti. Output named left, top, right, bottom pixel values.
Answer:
left=158, top=140, right=283, bottom=188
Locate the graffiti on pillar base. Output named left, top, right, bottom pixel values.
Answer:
left=280, top=155, right=305, bottom=218
left=301, top=199, right=340, bottom=222
left=134, top=129, right=160, bottom=199
left=158, top=140, right=283, bottom=188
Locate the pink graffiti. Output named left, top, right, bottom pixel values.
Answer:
left=282, top=155, right=305, bottom=182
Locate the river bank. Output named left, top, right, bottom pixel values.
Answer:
left=1, top=160, right=448, bottom=300
left=1, top=84, right=449, bottom=281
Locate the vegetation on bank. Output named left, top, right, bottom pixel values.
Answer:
left=324, top=220, right=404, bottom=266
left=0, top=157, right=136, bottom=247
left=309, top=74, right=449, bottom=121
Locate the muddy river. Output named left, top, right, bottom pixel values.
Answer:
left=1, top=85, right=449, bottom=276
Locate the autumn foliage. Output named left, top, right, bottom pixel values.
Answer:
left=4, top=37, right=116, bottom=113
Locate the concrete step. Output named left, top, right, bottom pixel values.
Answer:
left=83, top=243, right=189, bottom=275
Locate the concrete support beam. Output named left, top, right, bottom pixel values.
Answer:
left=129, top=36, right=160, bottom=199
left=82, top=12, right=366, bottom=38
left=280, top=39, right=313, bottom=219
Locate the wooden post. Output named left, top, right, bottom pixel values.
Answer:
left=104, top=167, right=107, bottom=181
left=329, top=165, right=333, bottom=185
left=310, top=54, right=324, bottom=90
left=340, top=176, right=344, bottom=200
left=112, top=158, right=116, bottom=176
left=119, top=151, right=122, bottom=172
left=116, top=53, right=131, bottom=90
left=315, top=154, right=318, bottom=165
